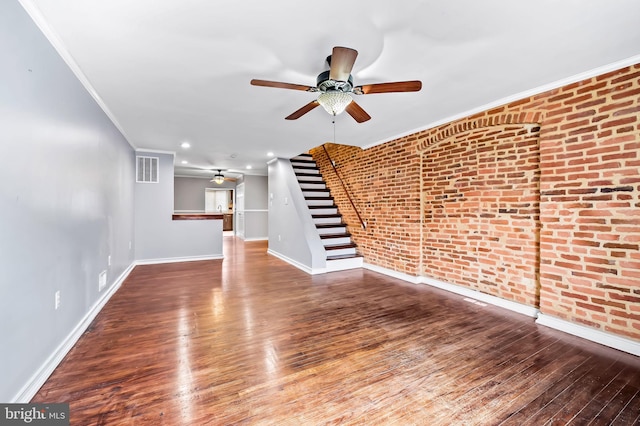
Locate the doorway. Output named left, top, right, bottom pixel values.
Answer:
left=205, top=189, right=234, bottom=234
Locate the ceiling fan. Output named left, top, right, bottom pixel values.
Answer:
left=210, top=169, right=237, bottom=184
left=250, top=46, right=422, bottom=123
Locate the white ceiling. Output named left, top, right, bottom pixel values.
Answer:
left=21, top=0, right=640, bottom=178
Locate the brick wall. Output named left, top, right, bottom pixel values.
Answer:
left=310, top=63, right=640, bottom=341
left=538, top=66, right=640, bottom=339
left=422, top=125, right=541, bottom=306
left=311, top=140, right=422, bottom=273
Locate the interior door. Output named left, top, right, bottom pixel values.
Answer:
left=235, top=183, right=245, bottom=238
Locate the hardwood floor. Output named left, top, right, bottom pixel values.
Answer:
left=33, top=238, right=640, bottom=425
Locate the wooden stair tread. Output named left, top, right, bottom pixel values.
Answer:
left=315, top=223, right=347, bottom=229
left=305, top=196, right=334, bottom=201
left=324, top=242, right=357, bottom=250
left=326, top=253, right=363, bottom=260
left=308, top=205, right=338, bottom=209
left=297, top=180, right=326, bottom=185
left=312, top=214, right=342, bottom=219
left=320, top=232, right=352, bottom=239
left=302, top=188, right=330, bottom=192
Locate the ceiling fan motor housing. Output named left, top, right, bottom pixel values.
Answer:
left=316, top=70, right=353, bottom=93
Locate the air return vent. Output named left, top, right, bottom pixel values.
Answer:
left=136, top=156, right=159, bottom=183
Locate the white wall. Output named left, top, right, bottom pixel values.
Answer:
left=267, top=159, right=326, bottom=271
left=0, top=1, right=135, bottom=402
left=237, top=175, right=268, bottom=240
left=174, top=176, right=235, bottom=212
left=135, top=153, right=223, bottom=262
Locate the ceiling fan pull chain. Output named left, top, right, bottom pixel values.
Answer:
left=333, top=117, right=336, bottom=143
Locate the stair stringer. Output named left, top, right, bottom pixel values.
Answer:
left=266, top=158, right=328, bottom=274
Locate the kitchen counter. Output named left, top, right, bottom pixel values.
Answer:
left=172, top=213, right=224, bottom=220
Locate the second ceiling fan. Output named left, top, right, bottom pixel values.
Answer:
left=250, top=46, right=422, bottom=123
left=210, top=169, right=237, bottom=184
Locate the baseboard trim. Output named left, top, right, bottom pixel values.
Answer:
left=365, top=264, right=638, bottom=355
left=363, top=263, right=421, bottom=284
left=419, top=275, right=540, bottom=318
left=363, top=263, right=539, bottom=318
left=536, top=313, right=640, bottom=357
left=12, top=261, right=136, bottom=403
left=240, top=237, right=268, bottom=242
left=267, top=250, right=359, bottom=275
left=135, top=254, right=223, bottom=265
left=267, top=249, right=320, bottom=275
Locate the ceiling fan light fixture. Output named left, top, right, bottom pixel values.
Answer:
left=317, top=91, right=352, bottom=116
left=212, top=171, right=225, bottom=184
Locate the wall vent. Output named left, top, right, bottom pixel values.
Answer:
left=136, top=156, right=159, bottom=183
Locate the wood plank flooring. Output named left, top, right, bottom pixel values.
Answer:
left=33, top=238, right=640, bottom=425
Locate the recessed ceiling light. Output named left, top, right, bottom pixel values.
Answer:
left=246, top=165, right=252, bottom=169
left=181, top=160, right=188, bottom=164
left=267, top=152, right=274, bottom=157
left=181, top=142, right=190, bottom=149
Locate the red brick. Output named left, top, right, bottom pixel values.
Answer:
left=311, top=62, right=640, bottom=343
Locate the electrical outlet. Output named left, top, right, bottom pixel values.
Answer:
left=278, top=234, right=281, bottom=242
left=108, top=255, right=111, bottom=266
left=54, top=291, right=60, bottom=310
left=129, top=241, right=132, bottom=250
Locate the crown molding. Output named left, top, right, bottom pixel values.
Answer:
left=18, top=0, right=136, bottom=150
left=364, top=54, right=640, bottom=150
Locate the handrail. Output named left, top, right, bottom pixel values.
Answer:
left=321, top=144, right=366, bottom=230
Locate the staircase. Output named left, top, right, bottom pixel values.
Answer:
left=290, top=154, right=363, bottom=271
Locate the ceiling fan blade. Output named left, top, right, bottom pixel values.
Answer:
left=250, top=79, right=317, bottom=92
left=285, top=101, right=320, bottom=120
left=329, top=46, right=358, bottom=82
left=353, top=80, right=422, bottom=95
left=345, top=101, right=371, bottom=123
